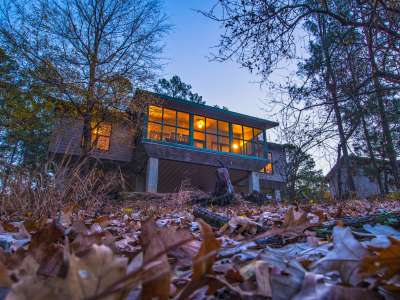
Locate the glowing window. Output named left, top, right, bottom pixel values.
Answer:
left=194, top=131, right=205, bottom=148
left=177, top=112, right=189, bottom=128
left=218, top=121, right=229, bottom=136
left=148, top=105, right=162, bottom=123
left=162, top=125, right=176, bottom=142
left=147, top=122, right=162, bottom=141
left=261, top=152, right=273, bottom=174
left=243, top=126, right=253, bottom=141
left=232, top=124, right=243, bottom=139
left=163, top=108, right=176, bottom=126
left=206, top=134, right=218, bottom=151
left=219, top=136, right=230, bottom=152
left=206, top=118, right=217, bottom=134
left=177, top=128, right=190, bottom=144
left=194, top=115, right=205, bottom=131
left=91, top=122, right=112, bottom=151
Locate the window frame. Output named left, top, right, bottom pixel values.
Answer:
left=146, top=105, right=267, bottom=159
left=91, top=122, right=112, bottom=152
left=147, top=105, right=190, bottom=145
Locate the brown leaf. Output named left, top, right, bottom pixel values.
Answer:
left=0, top=261, right=12, bottom=288
left=360, top=237, right=400, bottom=282
left=283, top=207, right=308, bottom=228
left=66, top=244, right=128, bottom=299
left=255, top=261, right=272, bottom=298
left=7, top=245, right=127, bottom=300
left=176, top=219, right=221, bottom=300
left=141, top=219, right=186, bottom=299
left=312, top=226, right=368, bottom=286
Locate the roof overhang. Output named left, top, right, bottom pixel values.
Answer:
left=136, top=90, right=279, bottom=130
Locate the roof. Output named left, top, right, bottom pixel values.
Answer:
left=136, top=90, right=279, bottom=130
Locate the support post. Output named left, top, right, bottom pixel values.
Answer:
left=248, top=171, right=260, bottom=193
left=146, top=157, right=159, bottom=192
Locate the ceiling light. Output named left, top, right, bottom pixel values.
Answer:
left=196, top=119, right=205, bottom=129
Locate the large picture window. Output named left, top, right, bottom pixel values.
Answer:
left=91, top=122, right=112, bottom=151
left=231, top=124, right=264, bottom=157
left=147, top=105, right=190, bottom=144
left=147, top=105, right=267, bottom=159
left=194, top=116, right=229, bottom=152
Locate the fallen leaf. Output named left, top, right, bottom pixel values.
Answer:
left=312, top=226, right=368, bottom=286
left=254, top=261, right=272, bottom=297
left=176, top=219, right=221, bottom=300
left=360, top=237, right=400, bottom=286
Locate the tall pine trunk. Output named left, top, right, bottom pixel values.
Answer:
left=363, top=25, right=400, bottom=189
left=317, top=15, right=356, bottom=197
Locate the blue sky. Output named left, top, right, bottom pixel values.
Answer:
left=161, top=1, right=288, bottom=133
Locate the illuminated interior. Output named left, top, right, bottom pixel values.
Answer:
left=91, top=122, right=112, bottom=151
left=261, top=152, right=273, bottom=174
left=147, top=105, right=266, bottom=158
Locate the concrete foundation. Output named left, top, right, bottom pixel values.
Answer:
left=248, top=171, right=260, bottom=192
left=146, top=157, right=159, bottom=192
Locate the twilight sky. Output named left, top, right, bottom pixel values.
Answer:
left=161, top=1, right=290, bottom=139
left=160, top=1, right=333, bottom=172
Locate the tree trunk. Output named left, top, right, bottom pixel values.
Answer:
left=336, top=145, right=343, bottom=200
left=363, top=25, right=400, bottom=189
left=317, top=15, right=356, bottom=195
left=345, top=48, right=385, bottom=197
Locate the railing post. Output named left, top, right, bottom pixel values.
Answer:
left=189, top=112, right=194, bottom=146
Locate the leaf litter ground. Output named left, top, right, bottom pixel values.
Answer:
left=0, top=193, right=399, bottom=300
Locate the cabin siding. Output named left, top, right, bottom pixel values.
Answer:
left=49, top=118, right=135, bottom=162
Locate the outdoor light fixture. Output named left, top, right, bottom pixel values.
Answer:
left=196, top=119, right=205, bottom=129
left=232, top=143, right=239, bottom=150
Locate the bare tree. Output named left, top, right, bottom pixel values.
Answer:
left=0, top=0, right=169, bottom=158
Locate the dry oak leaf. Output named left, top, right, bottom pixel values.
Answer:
left=66, top=244, right=128, bottom=299
left=141, top=219, right=193, bottom=300
left=6, top=245, right=128, bottom=300
left=175, top=219, right=221, bottom=300
left=312, top=226, right=368, bottom=286
left=360, top=237, right=400, bottom=285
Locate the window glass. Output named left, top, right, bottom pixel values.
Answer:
left=219, top=136, right=230, bottom=152
left=162, top=125, right=176, bottom=142
left=194, top=131, right=205, bottom=149
left=263, top=152, right=273, bottom=174
left=177, top=128, right=189, bottom=144
left=177, top=112, right=189, bottom=128
left=96, top=136, right=110, bottom=151
left=194, top=140, right=205, bottom=148
left=91, top=122, right=112, bottom=151
left=206, top=118, right=217, bottom=134
left=254, top=128, right=264, bottom=142
left=163, top=108, right=176, bottom=126
left=147, top=122, right=162, bottom=140
left=232, top=124, right=243, bottom=139
left=244, top=141, right=255, bottom=156
left=218, top=121, right=229, bottom=136
left=96, top=123, right=111, bottom=136
left=231, top=139, right=242, bottom=154
left=194, top=115, right=205, bottom=131
left=148, top=105, right=162, bottom=123
left=206, top=134, right=218, bottom=151
left=243, top=126, right=253, bottom=141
